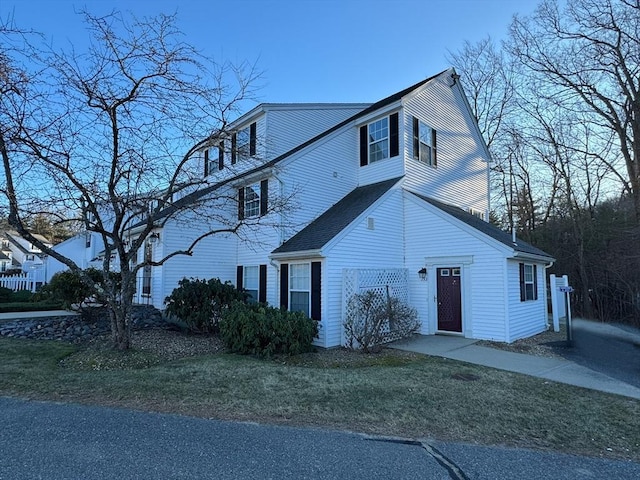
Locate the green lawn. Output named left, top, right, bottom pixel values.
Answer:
left=1, top=336, right=638, bottom=461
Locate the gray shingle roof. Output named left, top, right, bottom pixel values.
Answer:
left=272, top=178, right=402, bottom=254
left=413, top=193, right=554, bottom=259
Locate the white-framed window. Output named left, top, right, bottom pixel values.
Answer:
left=368, top=117, right=389, bottom=163
left=469, top=208, right=485, bottom=220
left=236, top=127, right=250, bottom=161
left=244, top=183, right=261, bottom=218
left=519, top=263, right=538, bottom=302
left=289, top=263, right=310, bottom=316
left=1, top=262, right=7, bottom=272
left=243, top=265, right=260, bottom=302
left=523, top=264, right=534, bottom=300
left=142, top=240, right=152, bottom=296
left=204, top=147, right=218, bottom=176
left=418, top=120, right=436, bottom=166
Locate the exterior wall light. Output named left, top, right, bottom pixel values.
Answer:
left=149, top=232, right=160, bottom=244
left=418, top=267, right=427, bottom=281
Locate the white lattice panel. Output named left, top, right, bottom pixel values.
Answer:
left=341, top=268, right=410, bottom=346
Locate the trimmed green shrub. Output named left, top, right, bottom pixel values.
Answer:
left=164, top=277, right=247, bottom=333
left=220, top=302, right=319, bottom=357
left=35, top=268, right=120, bottom=309
left=11, top=289, right=34, bottom=303
left=0, top=300, right=64, bottom=313
left=0, top=286, right=12, bottom=303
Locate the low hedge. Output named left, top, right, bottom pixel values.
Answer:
left=0, top=301, right=64, bottom=313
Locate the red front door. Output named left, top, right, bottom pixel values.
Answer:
left=437, top=267, right=462, bottom=333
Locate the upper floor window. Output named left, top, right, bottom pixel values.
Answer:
left=203, top=143, right=225, bottom=177
left=519, top=263, right=538, bottom=302
left=469, top=208, right=485, bottom=221
left=244, top=183, right=261, bottom=218
left=359, top=113, right=399, bottom=167
left=238, top=179, right=268, bottom=220
left=413, top=117, right=437, bottom=167
left=231, top=122, right=257, bottom=164
left=368, top=118, right=389, bottom=163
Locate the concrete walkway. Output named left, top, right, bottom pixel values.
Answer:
left=391, top=324, right=640, bottom=400
left=0, top=309, right=78, bottom=321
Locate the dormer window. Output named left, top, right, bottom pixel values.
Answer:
left=359, top=113, right=399, bottom=166
left=231, top=122, right=257, bottom=164
left=413, top=117, right=437, bottom=167
left=203, top=143, right=224, bottom=177
left=368, top=117, right=389, bottom=163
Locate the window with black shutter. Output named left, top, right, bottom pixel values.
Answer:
left=360, top=113, right=399, bottom=166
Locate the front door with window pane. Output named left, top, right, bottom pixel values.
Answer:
left=437, top=267, right=462, bottom=333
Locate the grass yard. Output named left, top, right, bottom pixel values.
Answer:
left=1, top=334, right=638, bottom=462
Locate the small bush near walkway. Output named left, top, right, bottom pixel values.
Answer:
left=344, top=290, right=419, bottom=353
left=220, top=302, right=318, bottom=357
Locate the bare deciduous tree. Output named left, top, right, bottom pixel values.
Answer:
left=0, top=11, right=284, bottom=349
left=508, top=0, right=640, bottom=222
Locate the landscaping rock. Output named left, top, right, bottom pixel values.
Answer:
left=0, top=306, right=169, bottom=343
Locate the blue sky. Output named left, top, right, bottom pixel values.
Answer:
left=2, top=0, right=541, bottom=107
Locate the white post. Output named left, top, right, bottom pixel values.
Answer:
left=550, top=274, right=560, bottom=332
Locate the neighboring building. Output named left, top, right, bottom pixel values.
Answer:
left=45, top=231, right=110, bottom=282
left=57, top=68, right=556, bottom=346
left=0, top=231, right=51, bottom=271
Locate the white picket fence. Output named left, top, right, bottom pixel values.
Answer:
left=0, top=272, right=41, bottom=292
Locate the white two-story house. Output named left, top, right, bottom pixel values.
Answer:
left=126, top=68, right=554, bottom=347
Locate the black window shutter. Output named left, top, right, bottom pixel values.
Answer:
left=432, top=129, right=437, bottom=167
left=238, top=187, right=245, bottom=220
left=519, top=263, right=525, bottom=302
left=204, top=149, right=209, bottom=177
left=413, top=117, right=419, bottom=159
left=236, top=266, right=243, bottom=291
left=311, top=261, right=321, bottom=321
left=218, top=141, right=224, bottom=170
left=359, top=125, right=368, bottom=166
left=280, top=263, right=289, bottom=309
left=260, top=179, right=268, bottom=216
left=259, top=264, right=267, bottom=303
left=231, top=133, right=237, bottom=164
left=389, top=112, right=399, bottom=157
left=249, top=122, right=257, bottom=156
left=533, top=264, right=538, bottom=300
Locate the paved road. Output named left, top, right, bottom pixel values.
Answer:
left=555, top=319, right=640, bottom=388
left=1, top=397, right=638, bottom=479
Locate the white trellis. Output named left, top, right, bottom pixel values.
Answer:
left=342, top=268, right=410, bottom=345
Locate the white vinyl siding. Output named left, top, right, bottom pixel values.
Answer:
left=507, top=260, right=548, bottom=342
left=264, top=104, right=368, bottom=159
left=404, top=192, right=507, bottom=341
left=323, top=189, right=404, bottom=347
left=403, top=76, right=489, bottom=213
